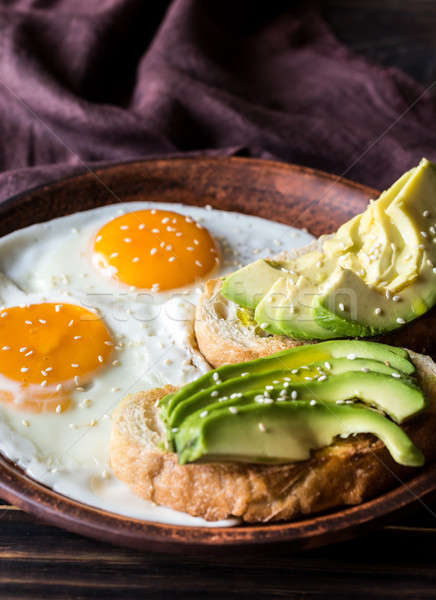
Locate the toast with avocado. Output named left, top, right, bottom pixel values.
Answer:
left=111, top=342, right=436, bottom=523
left=195, top=159, right=436, bottom=368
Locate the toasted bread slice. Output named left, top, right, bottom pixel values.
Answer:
left=110, top=351, right=436, bottom=523
left=195, top=237, right=436, bottom=368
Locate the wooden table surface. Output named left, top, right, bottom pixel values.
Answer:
left=2, top=2, right=436, bottom=598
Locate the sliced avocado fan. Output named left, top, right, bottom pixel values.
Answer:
left=222, top=158, right=436, bottom=340
left=160, top=341, right=426, bottom=468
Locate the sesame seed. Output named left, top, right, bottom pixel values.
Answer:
left=74, top=375, right=80, bottom=385
left=421, top=231, right=428, bottom=238
left=291, top=369, right=299, bottom=374
left=168, top=256, right=176, bottom=262
left=89, top=419, right=97, bottom=427
left=25, top=320, right=32, bottom=325
left=38, top=319, right=47, bottom=324
left=200, top=410, right=208, bottom=418
left=172, top=427, right=179, bottom=433
left=96, top=235, right=103, bottom=242
left=258, top=423, right=266, bottom=433
left=20, top=367, right=29, bottom=373
left=392, top=373, right=401, bottom=379
left=110, top=252, right=119, bottom=258
left=111, top=387, right=120, bottom=393
left=104, top=341, right=113, bottom=346
left=120, top=225, right=129, bottom=230
left=310, top=399, right=317, bottom=406
left=283, top=382, right=289, bottom=388
left=112, top=360, right=120, bottom=366
left=41, top=380, right=47, bottom=387
left=22, top=419, right=30, bottom=427
left=338, top=303, right=345, bottom=311
left=361, top=367, right=370, bottom=373
left=392, top=295, right=401, bottom=302
left=375, top=307, right=382, bottom=315
left=255, top=395, right=264, bottom=403
left=55, top=305, right=62, bottom=312
left=132, top=257, right=140, bottom=263
left=211, top=390, right=219, bottom=397
left=56, top=405, right=62, bottom=414
left=433, top=268, right=436, bottom=274
left=229, top=406, right=238, bottom=414
left=161, top=217, right=170, bottom=224
left=150, top=248, right=157, bottom=256
left=241, top=372, right=249, bottom=377
left=423, top=210, right=430, bottom=218
left=304, top=376, right=313, bottom=381
left=291, top=390, right=298, bottom=400
left=195, top=260, right=203, bottom=267
left=97, top=355, right=104, bottom=363
left=187, top=246, right=194, bottom=251
left=25, top=350, right=33, bottom=357
left=259, top=322, right=269, bottom=330
left=56, top=384, right=63, bottom=392
left=0, top=312, right=7, bottom=318
left=212, top=372, right=220, bottom=381
left=139, top=224, right=145, bottom=230
left=324, top=362, right=332, bottom=370
left=71, top=363, right=79, bottom=368
left=19, top=347, right=27, bottom=353
left=396, top=317, right=406, bottom=324
left=385, top=289, right=391, bottom=299
left=318, top=375, right=327, bottom=382
left=265, top=385, right=274, bottom=391
left=124, top=237, right=132, bottom=243
left=68, top=320, right=74, bottom=327
left=73, top=335, right=82, bottom=340
left=347, top=354, right=356, bottom=360
left=2, top=346, right=10, bottom=351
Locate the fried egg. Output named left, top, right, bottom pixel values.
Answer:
left=0, top=202, right=313, bottom=526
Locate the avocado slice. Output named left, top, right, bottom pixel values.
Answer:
left=222, top=159, right=436, bottom=340
left=167, top=364, right=423, bottom=430
left=313, top=268, right=428, bottom=337
left=254, top=274, right=336, bottom=340
left=163, top=340, right=414, bottom=421
left=174, top=402, right=424, bottom=467
left=222, top=259, right=288, bottom=310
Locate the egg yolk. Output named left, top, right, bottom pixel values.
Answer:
left=0, top=303, right=113, bottom=413
left=93, top=209, right=219, bottom=291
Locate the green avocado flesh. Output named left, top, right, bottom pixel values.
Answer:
left=160, top=341, right=426, bottom=467
left=161, top=340, right=413, bottom=420
left=222, top=158, right=436, bottom=340
left=174, top=403, right=424, bottom=467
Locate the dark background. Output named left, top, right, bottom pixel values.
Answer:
left=1, top=1, right=436, bottom=599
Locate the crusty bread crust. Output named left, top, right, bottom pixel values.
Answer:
left=110, top=351, right=436, bottom=523
left=195, top=279, right=304, bottom=368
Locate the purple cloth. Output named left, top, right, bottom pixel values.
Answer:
left=0, top=0, right=435, bottom=201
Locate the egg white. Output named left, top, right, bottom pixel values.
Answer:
left=0, top=202, right=313, bottom=526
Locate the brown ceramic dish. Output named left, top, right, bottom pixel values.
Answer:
left=0, top=157, right=435, bottom=552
